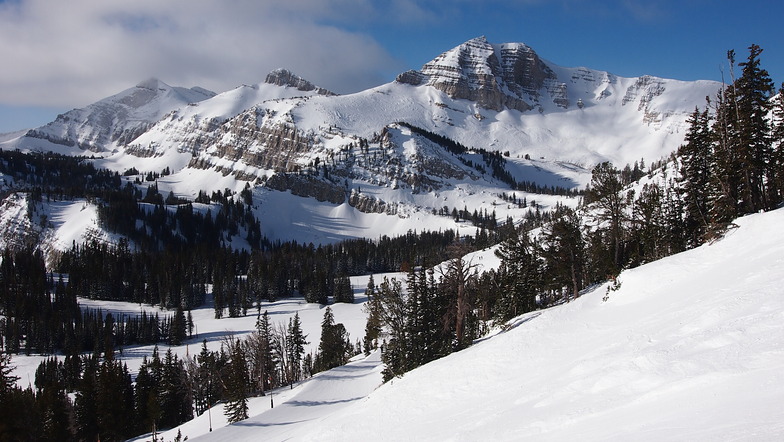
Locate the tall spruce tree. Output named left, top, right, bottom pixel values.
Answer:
left=585, top=162, right=627, bottom=272
left=772, top=83, right=784, bottom=201
left=286, top=312, right=308, bottom=385
left=362, top=275, right=382, bottom=355
left=678, top=107, right=714, bottom=245
left=540, top=206, right=585, bottom=299
left=314, top=307, right=351, bottom=373
left=223, top=339, right=250, bottom=423
left=494, top=228, right=542, bottom=321
left=734, top=44, right=775, bottom=212
left=709, top=83, right=741, bottom=235
left=250, top=310, right=277, bottom=394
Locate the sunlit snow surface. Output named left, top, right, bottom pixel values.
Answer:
left=11, top=207, right=782, bottom=441
left=177, top=209, right=784, bottom=441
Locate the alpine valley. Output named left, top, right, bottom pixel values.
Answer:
left=6, top=36, right=784, bottom=442
left=0, top=36, right=719, bottom=251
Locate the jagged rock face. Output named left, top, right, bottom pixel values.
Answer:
left=265, top=69, right=336, bottom=96
left=348, top=190, right=398, bottom=215
left=396, top=36, right=566, bottom=112
left=622, top=75, right=667, bottom=124
left=182, top=107, right=316, bottom=175
left=264, top=173, right=345, bottom=204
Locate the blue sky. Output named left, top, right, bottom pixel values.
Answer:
left=0, top=0, right=782, bottom=133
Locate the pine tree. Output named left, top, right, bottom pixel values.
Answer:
left=677, top=107, right=713, bottom=245
left=585, top=162, right=627, bottom=272
left=191, top=340, right=220, bottom=416
left=314, top=307, right=351, bottom=372
left=769, top=83, right=784, bottom=204
left=134, top=357, right=156, bottom=434
left=734, top=44, right=775, bottom=212
left=96, top=359, right=135, bottom=440
left=223, top=339, right=249, bottom=423
left=248, top=310, right=277, bottom=394
left=286, top=312, right=307, bottom=385
left=540, top=206, right=585, bottom=299
left=333, top=273, right=354, bottom=303
left=170, top=306, right=187, bottom=345
left=159, top=349, right=192, bottom=429
left=74, top=356, right=99, bottom=441
left=362, top=275, right=382, bottom=355
left=0, top=350, right=18, bottom=394
left=494, top=228, right=542, bottom=321
left=406, top=266, right=449, bottom=366
left=708, top=84, right=741, bottom=235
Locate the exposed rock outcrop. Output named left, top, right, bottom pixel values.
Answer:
left=265, top=69, right=336, bottom=96
left=264, top=173, right=345, bottom=204
left=396, top=36, right=568, bottom=112
left=348, top=190, right=398, bottom=215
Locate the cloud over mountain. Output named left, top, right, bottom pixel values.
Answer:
left=0, top=0, right=401, bottom=107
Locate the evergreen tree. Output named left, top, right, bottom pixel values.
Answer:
left=96, top=358, right=135, bottom=440
left=494, top=228, right=542, bottom=321
left=772, top=83, right=784, bottom=201
left=134, top=357, right=159, bottom=435
left=629, top=183, right=667, bottom=264
left=406, top=266, right=449, bottom=366
left=286, top=312, right=308, bottom=385
left=708, top=83, right=741, bottom=235
left=541, top=206, right=585, bottom=300
left=677, top=107, right=713, bottom=245
left=333, top=273, right=354, bottom=303
left=190, top=340, right=221, bottom=416
left=74, top=356, right=99, bottom=441
left=314, top=307, right=351, bottom=372
left=585, top=162, right=627, bottom=272
left=170, top=306, right=187, bottom=345
left=362, top=275, right=382, bottom=355
left=159, top=349, right=192, bottom=429
left=249, top=311, right=277, bottom=394
left=223, top=339, right=249, bottom=423
left=734, top=44, right=775, bottom=212
left=0, top=350, right=18, bottom=394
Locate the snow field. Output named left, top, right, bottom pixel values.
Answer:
left=9, top=208, right=784, bottom=441
left=201, top=207, right=784, bottom=441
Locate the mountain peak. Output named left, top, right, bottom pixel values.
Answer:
left=264, top=69, right=336, bottom=96
left=135, top=77, right=170, bottom=91
left=396, top=37, right=561, bottom=112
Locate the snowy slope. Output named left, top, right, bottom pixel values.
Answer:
left=188, top=207, right=784, bottom=441
left=1, top=78, right=215, bottom=154
left=0, top=193, right=124, bottom=263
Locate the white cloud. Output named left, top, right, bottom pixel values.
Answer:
left=0, top=0, right=401, bottom=107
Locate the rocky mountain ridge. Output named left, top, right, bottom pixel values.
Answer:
left=21, top=78, right=216, bottom=153
left=0, top=37, right=723, bottom=245
left=396, top=36, right=563, bottom=112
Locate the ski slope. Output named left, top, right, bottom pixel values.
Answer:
left=187, top=207, right=784, bottom=441
left=9, top=208, right=784, bottom=441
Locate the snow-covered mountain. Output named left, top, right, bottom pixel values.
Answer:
left=0, top=36, right=722, bottom=245
left=4, top=36, right=720, bottom=170
left=9, top=78, right=215, bottom=154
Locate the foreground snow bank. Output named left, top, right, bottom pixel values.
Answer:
left=199, top=208, right=784, bottom=441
